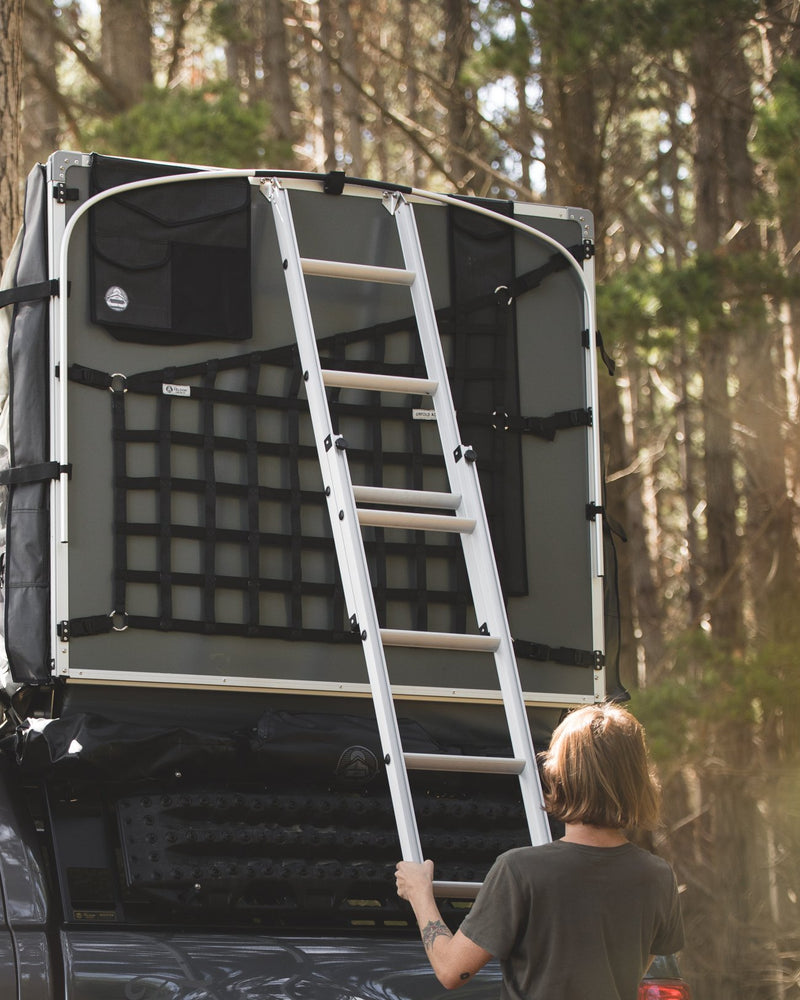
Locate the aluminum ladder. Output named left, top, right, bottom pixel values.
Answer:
left=261, top=178, right=551, bottom=897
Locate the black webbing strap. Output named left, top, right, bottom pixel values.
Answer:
left=246, top=356, right=263, bottom=633
left=459, top=406, right=592, bottom=442
left=286, top=359, right=304, bottom=635
left=511, top=248, right=572, bottom=297
left=0, top=461, right=69, bottom=486
left=408, top=336, right=429, bottom=632
left=62, top=612, right=361, bottom=644
left=58, top=615, right=114, bottom=640
left=513, top=639, right=603, bottom=669
left=0, top=278, right=59, bottom=310
left=320, top=342, right=349, bottom=633
left=68, top=364, right=113, bottom=390
left=368, top=329, right=389, bottom=624
left=595, top=329, right=616, bottom=377
left=157, top=368, right=174, bottom=629
left=110, top=376, right=127, bottom=616
left=124, top=615, right=362, bottom=643
left=203, top=360, right=219, bottom=628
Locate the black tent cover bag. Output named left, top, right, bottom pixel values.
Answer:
left=2, top=164, right=51, bottom=684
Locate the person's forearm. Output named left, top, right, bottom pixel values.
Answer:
left=396, top=860, right=491, bottom=989
left=407, top=892, right=471, bottom=989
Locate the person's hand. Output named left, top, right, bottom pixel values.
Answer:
left=395, top=858, right=435, bottom=902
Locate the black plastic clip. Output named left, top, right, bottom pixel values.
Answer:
left=323, top=170, right=347, bottom=195
left=53, top=182, right=79, bottom=204
left=349, top=614, right=366, bottom=640
left=586, top=502, right=604, bottom=521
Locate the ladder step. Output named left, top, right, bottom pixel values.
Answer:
left=380, top=628, right=499, bottom=652
left=433, top=880, right=483, bottom=900
left=353, top=486, right=461, bottom=510
left=321, top=369, right=438, bottom=395
left=357, top=509, right=475, bottom=533
left=404, top=752, right=526, bottom=775
left=301, top=257, right=416, bottom=285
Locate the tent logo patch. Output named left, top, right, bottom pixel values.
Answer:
left=335, top=745, right=379, bottom=784
left=105, top=285, right=129, bottom=312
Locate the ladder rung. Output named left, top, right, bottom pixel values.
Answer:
left=404, top=752, right=526, bottom=775
left=353, top=486, right=461, bottom=510
left=433, top=880, right=482, bottom=900
left=357, top=509, right=475, bottom=533
left=301, top=257, right=416, bottom=285
left=321, top=369, right=438, bottom=395
left=380, top=628, right=499, bottom=652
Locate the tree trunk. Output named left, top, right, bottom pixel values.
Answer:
left=99, top=0, right=153, bottom=108
left=675, top=336, right=704, bottom=631
left=336, top=0, right=363, bottom=174
left=441, top=0, right=472, bottom=187
left=401, top=0, right=423, bottom=184
left=537, top=0, right=604, bottom=243
left=264, top=0, right=295, bottom=146
left=316, top=0, right=338, bottom=171
left=21, top=0, right=60, bottom=174
left=612, top=355, right=667, bottom=682
left=0, top=0, right=24, bottom=274
left=690, top=30, right=745, bottom=649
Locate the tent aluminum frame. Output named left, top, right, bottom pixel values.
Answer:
left=43, top=152, right=604, bottom=706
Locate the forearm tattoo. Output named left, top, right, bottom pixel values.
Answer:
left=421, top=919, right=453, bottom=953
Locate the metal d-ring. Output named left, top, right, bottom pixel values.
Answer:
left=109, top=610, right=129, bottom=632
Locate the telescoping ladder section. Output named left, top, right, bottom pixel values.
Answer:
left=261, top=178, right=550, bottom=897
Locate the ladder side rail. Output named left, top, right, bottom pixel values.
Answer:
left=263, top=180, right=424, bottom=863
left=391, top=195, right=551, bottom=845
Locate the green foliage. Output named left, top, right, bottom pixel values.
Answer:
left=596, top=246, right=788, bottom=354
left=209, top=0, right=254, bottom=45
left=629, top=675, right=699, bottom=765
left=638, top=0, right=759, bottom=52
left=596, top=268, right=662, bottom=349
left=650, top=251, right=790, bottom=333
left=475, top=1, right=535, bottom=81
left=756, top=59, right=800, bottom=220
left=632, top=632, right=800, bottom=766
left=85, top=84, right=290, bottom=169
left=530, top=0, right=645, bottom=74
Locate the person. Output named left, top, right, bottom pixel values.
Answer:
left=395, top=702, right=684, bottom=1000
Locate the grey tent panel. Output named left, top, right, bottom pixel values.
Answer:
left=2, top=154, right=608, bottom=705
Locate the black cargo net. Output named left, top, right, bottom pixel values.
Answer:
left=69, top=330, right=480, bottom=642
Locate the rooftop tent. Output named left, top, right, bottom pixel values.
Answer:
left=0, top=152, right=614, bottom=708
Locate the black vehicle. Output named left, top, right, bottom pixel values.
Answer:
left=0, top=152, right=686, bottom=999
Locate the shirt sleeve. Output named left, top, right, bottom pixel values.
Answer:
left=459, top=852, right=527, bottom=961
left=650, top=870, right=685, bottom=955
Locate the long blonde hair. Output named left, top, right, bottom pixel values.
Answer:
left=541, top=703, right=661, bottom=830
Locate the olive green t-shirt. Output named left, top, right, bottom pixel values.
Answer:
left=459, top=840, right=684, bottom=1000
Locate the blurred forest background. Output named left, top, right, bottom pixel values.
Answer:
left=1, top=0, right=800, bottom=996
